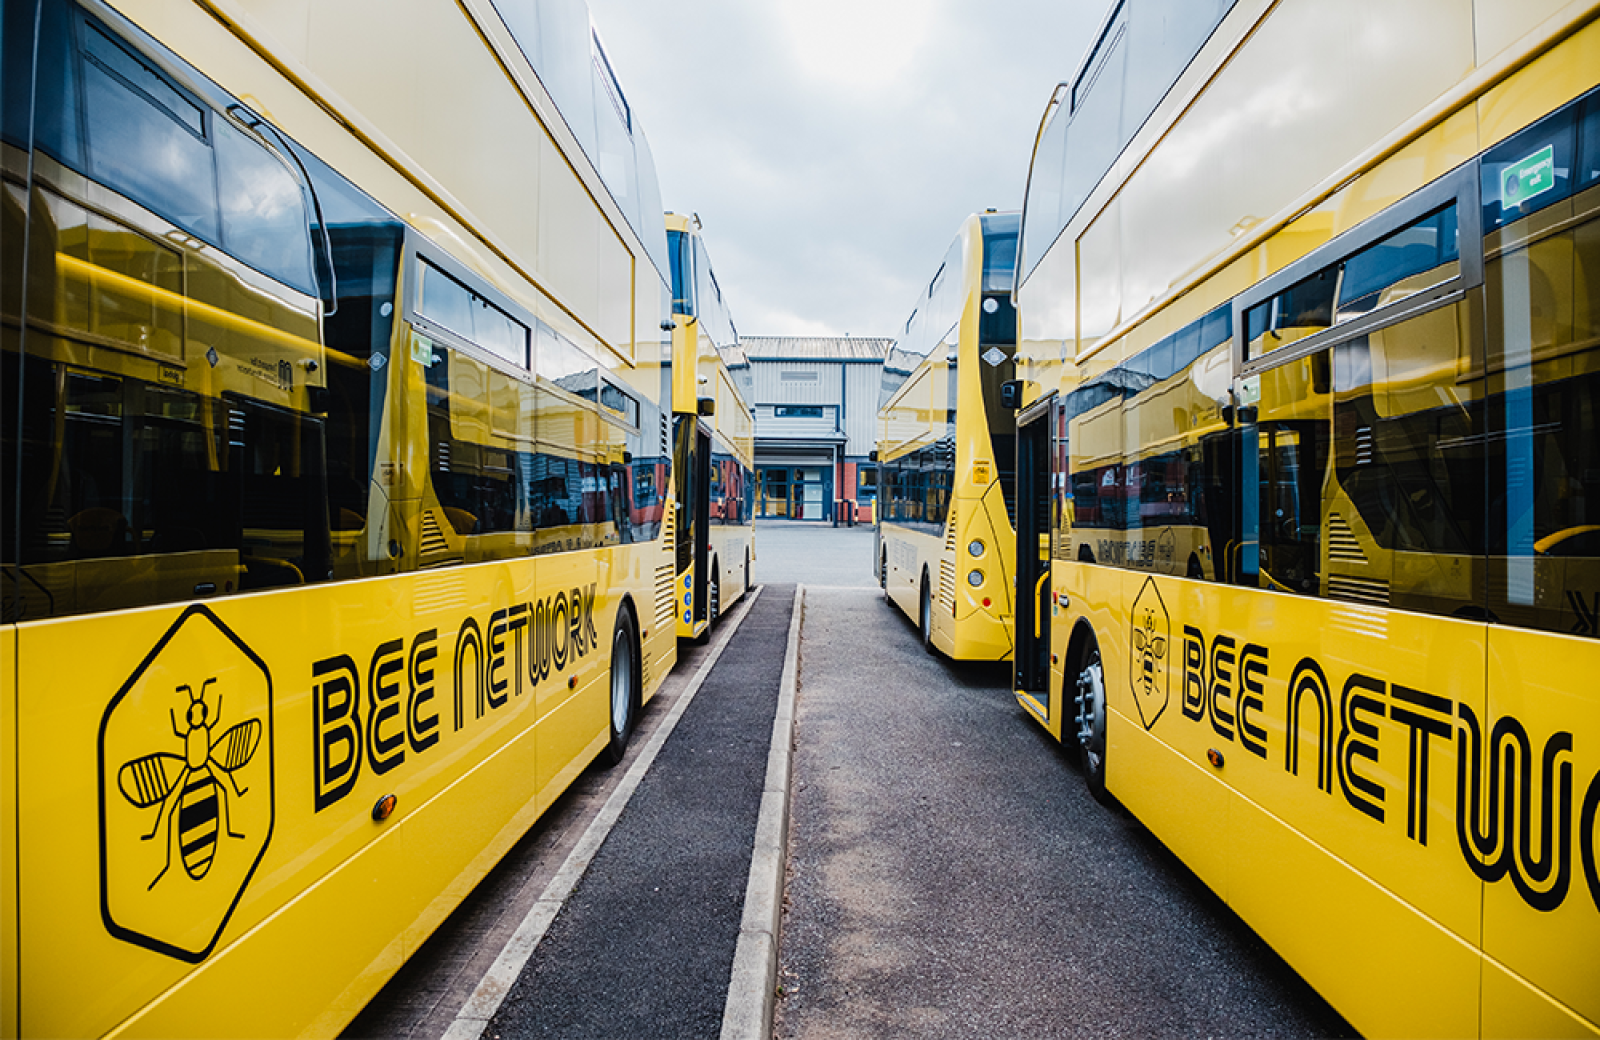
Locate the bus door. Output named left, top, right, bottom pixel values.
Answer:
left=1014, top=392, right=1058, bottom=714
left=693, top=422, right=711, bottom=625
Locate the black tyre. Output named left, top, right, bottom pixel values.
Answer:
left=709, top=557, right=721, bottom=624
left=600, top=607, right=639, bottom=768
left=1073, top=641, right=1109, bottom=802
left=919, top=573, right=934, bottom=653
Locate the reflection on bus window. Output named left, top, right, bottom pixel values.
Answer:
left=1484, top=188, right=1600, bottom=634
left=1245, top=204, right=1462, bottom=357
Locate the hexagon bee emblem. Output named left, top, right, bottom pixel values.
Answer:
left=1129, top=577, right=1170, bottom=730
left=1157, top=527, right=1177, bottom=570
left=99, top=605, right=274, bottom=963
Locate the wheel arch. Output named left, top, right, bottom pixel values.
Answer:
left=1060, top=617, right=1100, bottom=748
left=612, top=593, right=643, bottom=689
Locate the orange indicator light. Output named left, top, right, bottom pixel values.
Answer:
left=372, top=794, right=398, bottom=822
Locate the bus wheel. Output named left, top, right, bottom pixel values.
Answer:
left=601, top=607, right=639, bottom=768
left=919, top=573, right=934, bottom=653
left=709, top=557, right=721, bottom=624
left=880, top=548, right=888, bottom=590
left=744, top=547, right=751, bottom=596
left=1073, top=640, right=1109, bottom=802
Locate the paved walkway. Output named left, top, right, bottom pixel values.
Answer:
left=480, top=585, right=796, bottom=1039
left=344, top=584, right=795, bottom=1039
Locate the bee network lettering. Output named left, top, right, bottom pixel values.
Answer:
left=1132, top=590, right=1600, bottom=918
left=312, top=584, right=599, bottom=811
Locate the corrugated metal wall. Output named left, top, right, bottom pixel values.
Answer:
left=752, top=361, right=830, bottom=404
left=749, top=359, right=885, bottom=460
left=842, top=364, right=881, bottom=456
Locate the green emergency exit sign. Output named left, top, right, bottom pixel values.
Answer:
left=1502, top=144, right=1556, bottom=208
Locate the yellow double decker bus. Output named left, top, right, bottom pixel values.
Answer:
left=665, top=212, right=754, bottom=639
left=1012, top=0, right=1600, bottom=1035
left=0, top=0, right=681, bottom=1034
left=877, top=211, right=1020, bottom=659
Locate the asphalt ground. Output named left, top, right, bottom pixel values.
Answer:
left=752, top=520, right=876, bottom=588
left=482, top=584, right=795, bottom=1039
left=775, top=584, right=1356, bottom=1039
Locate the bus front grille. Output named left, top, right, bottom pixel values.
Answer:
left=655, top=500, right=677, bottom=630
left=939, top=559, right=957, bottom=612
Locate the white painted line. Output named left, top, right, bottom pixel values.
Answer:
left=443, top=585, right=767, bottom=1040
left=720, top=584, right=804, bottom=1040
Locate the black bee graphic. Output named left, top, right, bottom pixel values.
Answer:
left=1132, top=606, right=1168, bottom=701
left=117, top=679, right=262, bottom=889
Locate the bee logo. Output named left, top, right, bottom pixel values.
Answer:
left=1129, top=577, right=1171, bottom=730
left=100, top=604, right=274, bottom=963
left=118, top=679, right=261, bottom=889
left=1133, top=614, right=1167, bottom=696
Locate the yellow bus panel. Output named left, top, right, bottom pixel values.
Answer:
left=14, top=556, right=636, bottom=1037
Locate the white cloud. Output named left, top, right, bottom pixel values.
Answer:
left=586, top=0, right=1114, bottom=338
left=772, top=0, right=940, bottom=96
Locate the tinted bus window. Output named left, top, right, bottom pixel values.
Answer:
left=215, top=118, right=315, bottom=293
left=82, top=20, right=218, bottom=239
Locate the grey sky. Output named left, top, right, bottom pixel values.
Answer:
left=585, top=0, right=1114, bottom=340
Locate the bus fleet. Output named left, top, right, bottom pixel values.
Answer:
left=4, top=0, right=1598, bottom=1036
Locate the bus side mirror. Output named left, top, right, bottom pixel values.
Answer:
left=869, top=449, right=879, bottom=462
left=697, top=397, right=715, bottom=417
left=1000, top=379, right=1028, bottom=410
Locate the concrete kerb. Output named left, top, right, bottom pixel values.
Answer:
left=720, top=584, right=804, bottom=1040
left=442, top=585, right=767, bottom=1040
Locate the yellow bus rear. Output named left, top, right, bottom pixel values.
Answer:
left=666, top=213, right=755, bottom=640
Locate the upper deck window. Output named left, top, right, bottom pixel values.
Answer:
left=1244, top=202, right=1461, bottom=355
left=592, top=31, right=630, bottom=133
left=1338, top=205, right=1459, bottom=316
left=1580, top=93, right=1600, bottom=190
left=1481, top=91, right=1586, bottom=233
left=981, top=213, right=1021, bottom=293
left=600, top=381, right=640, bottom=426
left=1072, top=1, right=1126, bottom=113
left=418, top=259, right=529, bottom=369
left=1020, top=0, right=1237, bottom=285
left=669, top=229, right=695, bottom=316
left=81, top=20, right=217, bottom=239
